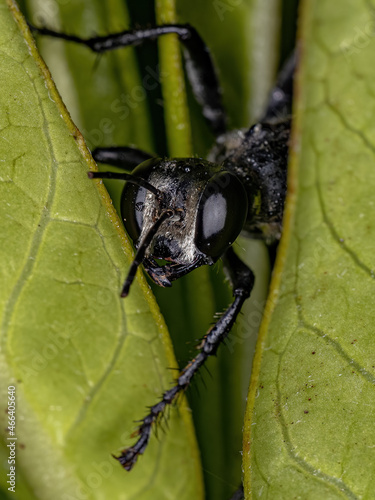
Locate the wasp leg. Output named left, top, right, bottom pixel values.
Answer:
left=116, top=247, right=254, bottom=470
left=262, top=51, right=296, bottom=121
left=92, top=146, right=155, bottom=170
left=29, top=23, right=226, bottom=136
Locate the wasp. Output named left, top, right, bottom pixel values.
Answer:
left=30, top=17, right=294, bottom=477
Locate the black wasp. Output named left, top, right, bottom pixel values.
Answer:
left=31, top=18, right=293, bottom=473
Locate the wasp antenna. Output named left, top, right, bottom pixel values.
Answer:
left=88, top=171, right=164, bottom=199
left=121, top=209, right=174, bottom=297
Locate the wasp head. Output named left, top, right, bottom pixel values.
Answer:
left=121, top=157, right=248, bottom=289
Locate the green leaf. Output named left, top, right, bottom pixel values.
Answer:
left=0, top=2, right=203, bottom=499
left=244, top=0, right=375, bottom=497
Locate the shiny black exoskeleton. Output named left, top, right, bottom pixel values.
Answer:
left=31, top=20, right=294, bottom=479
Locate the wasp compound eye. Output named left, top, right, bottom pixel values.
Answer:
left=121, top=158, right=163, bottom=242
left=195, top=171, right=248, bottom=260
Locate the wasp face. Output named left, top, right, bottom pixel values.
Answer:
left=121, top=157, right=248, bottom=287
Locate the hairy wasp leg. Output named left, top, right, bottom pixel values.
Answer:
left=262, top=51, right=296, bottom=121
left=30, top=23, right=226, bottom=136
left=115, top=247, right=254, bottom=470
left=92, top=146, right=155, bottom=170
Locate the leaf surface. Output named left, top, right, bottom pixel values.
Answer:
left=0, top=2, right=203, bottom=499
left=244, top=0, right=375, bottom=497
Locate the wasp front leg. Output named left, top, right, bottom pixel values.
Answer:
left=91, top=146, right=155, bottom=170
left=116, top=247, right=255, bottom=470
